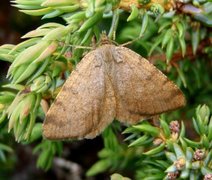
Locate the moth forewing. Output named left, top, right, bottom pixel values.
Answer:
left=43, top=44, right=186, bottom=140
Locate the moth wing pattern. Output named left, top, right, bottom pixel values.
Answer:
left=43, top=50, right=116, bottom=139
left=43, top=44, right=186, bottom=140
left=112, top=46, right=186, bottom=124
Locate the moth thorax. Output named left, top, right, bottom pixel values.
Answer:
left=101, top=47, right=114, bottom=63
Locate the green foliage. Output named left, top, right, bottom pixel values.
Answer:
left=111, top=173, right=131, bottom=180
left=0, top=143, right=13, bottom=163
left=89, top=105, right=212, bottom=179
left=0, top=0, right=211, bottom=179
left=33, top=140, right=63, bottom=171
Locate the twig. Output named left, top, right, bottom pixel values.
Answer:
left=53, top=157, right=82, bottom=180
left=149, top=38, right=211, bottom=64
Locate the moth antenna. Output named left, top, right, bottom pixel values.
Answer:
left=120, top=36, right=143, bottom=47
left=70, top=45, right=93, bottom=49
left=110, top=39, right=119, bottom=46
left=55, top=40, right=93, bottom=50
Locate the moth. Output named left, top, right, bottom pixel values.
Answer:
left=43, top=44, right=186, bottom=140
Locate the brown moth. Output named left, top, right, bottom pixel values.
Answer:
left=43, top=44, right=186, bottom=140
